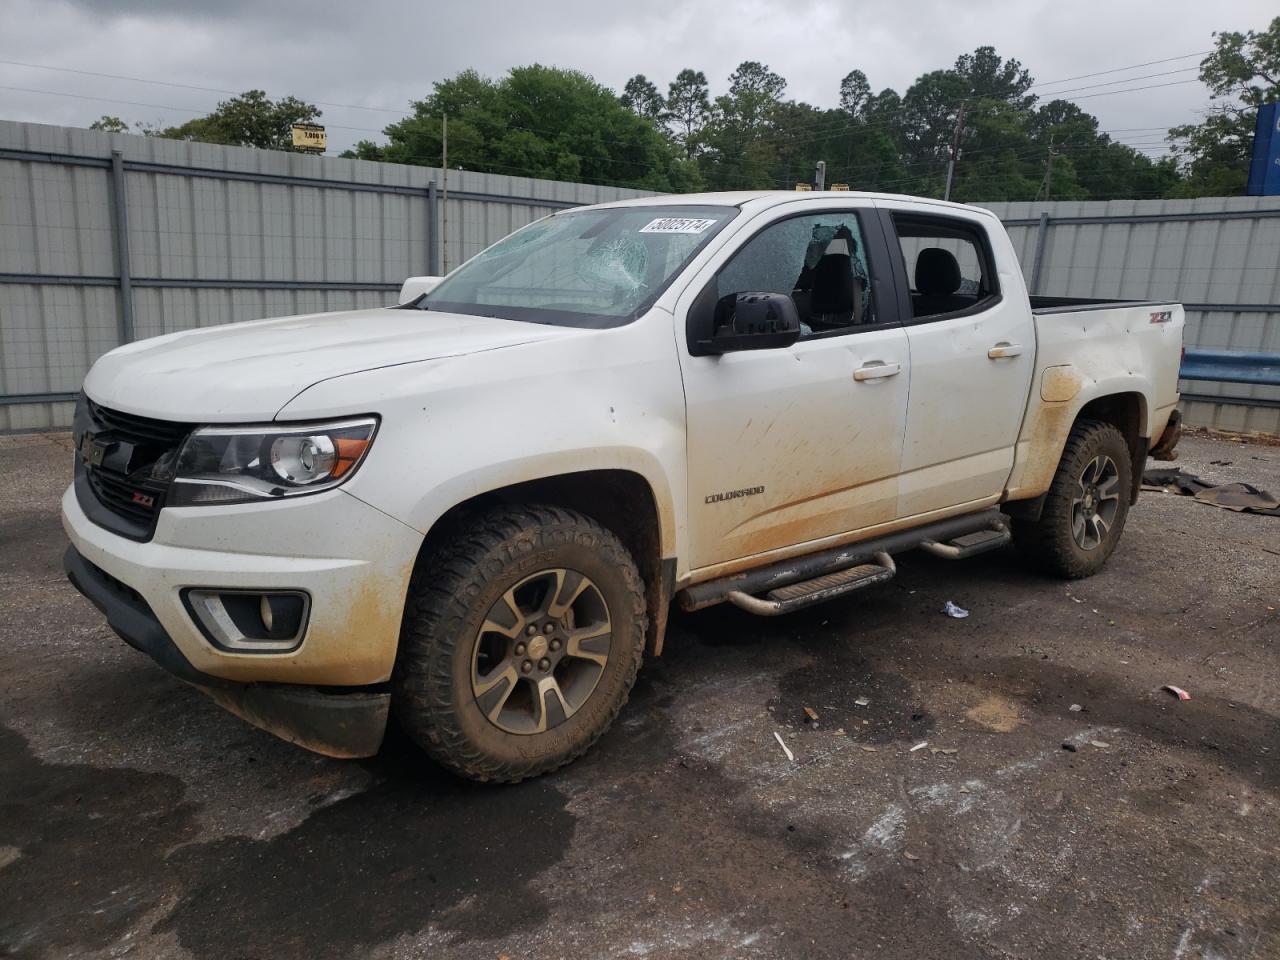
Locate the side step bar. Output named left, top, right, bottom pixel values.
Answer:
left=728, top=552, right=895, bottom=616
left=919, top=527, right=1011, bottom=560
left=678, top=508, right=1009, bottom=614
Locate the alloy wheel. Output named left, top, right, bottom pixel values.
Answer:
left=1070, top=454, right=1121, bottom=550
left=470, top=568, right=612, bottom=735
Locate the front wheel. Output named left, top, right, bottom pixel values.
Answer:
left=393, top=505, right=647, bottom=782
left=1012, top=419, right=1132, bottom=579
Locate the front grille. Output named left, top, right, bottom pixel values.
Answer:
left=74, top=394, right=193, bottom=540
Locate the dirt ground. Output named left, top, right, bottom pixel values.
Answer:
left=1, top=431, right=1277, bottom=960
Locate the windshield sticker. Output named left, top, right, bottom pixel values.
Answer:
left=639, top=217, right=718, bottom=235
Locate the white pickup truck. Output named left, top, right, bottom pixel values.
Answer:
left=62, top=190, right=1184, bottom=781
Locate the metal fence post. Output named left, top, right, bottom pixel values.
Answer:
left=109, top=150, right=135, bottom=343
left=1029, top=211, right=1050, bottom=296
left=427, top=180, right=440, bottom=276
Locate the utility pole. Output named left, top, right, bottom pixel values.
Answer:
left=1043, top=134, right=1060, bottom=202
left=441, top=112, right=449, bottom=274
left=943, top=101, right=967, bottom=202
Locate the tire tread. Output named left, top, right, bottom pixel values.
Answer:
left=393, top=504, right=647, bottom=783
left=1012, top=418, right=1132, bottom=580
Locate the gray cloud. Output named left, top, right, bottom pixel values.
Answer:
left=2, top=0, right=1274, bottom=158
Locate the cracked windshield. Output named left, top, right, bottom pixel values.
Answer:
left=419, top=205, right=736, bottom=326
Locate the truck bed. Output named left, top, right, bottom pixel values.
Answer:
left=1029, top=296, right=1179, bottom=315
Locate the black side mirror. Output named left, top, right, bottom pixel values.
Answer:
left=697, top=291, right=801, bottom=354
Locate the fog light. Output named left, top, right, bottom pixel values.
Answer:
left=183, top=589, right=310, bottom=653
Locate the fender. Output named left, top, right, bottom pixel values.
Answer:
left=401, top=446, right=681, bottom=562
left=1005, top=366, right=1153, bottom=501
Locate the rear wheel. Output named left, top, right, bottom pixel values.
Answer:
left=1012, top=419, right=1132, bottom=579
left=393, top=505, right=646, bottom=782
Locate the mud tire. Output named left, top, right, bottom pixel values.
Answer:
left=1012, top=419, right=1132, bottom=580
left=392, top=504, right=646, bottom=782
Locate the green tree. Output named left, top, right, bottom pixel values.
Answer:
left=1027, top=100, right=1179, bottom=200
left=157, top=90, right=322, bottom=150
left=664, top=68, right=711, bottom=157
left=621, top=74, right=664, bottom=121
left=1169, top=16, right=1280, bottom=196
left=895, top=47, right=1040, bottom=200
left=695, top=61, right=789, bottom=189
left=954, top=46, right=1035, bottom=108
left=347, top=65, right=699, bottom=191
left=345, top=47, right=1188, bottom=201
left=719, top=61, right=787, bottom=132
left=89, top=115, right=130, bottom=133
left=838, top=70, right=871, bottom=116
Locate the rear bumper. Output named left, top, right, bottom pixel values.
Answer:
left=65, top=544, right=389, bottom=758
left=1150, top=408, right=1183, bottom=461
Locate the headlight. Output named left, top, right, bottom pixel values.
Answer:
left=169, top=417, right=377, bottom=506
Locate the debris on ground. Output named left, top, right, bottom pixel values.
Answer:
left=854, top=696, right=871, bottom=707
left=1162, top=684, right=1192, bottom=701
left=942, top=600, right=970, bottom=619
left=931, top=747, right=958, bottom=756
left=773, top=731, right=795, bottom=762
left=910, top=741, right=929, bottom=752
left=803, top=706, right=820, bottom=724
left=1069, top=703, right=1083, bottom=712
left=904, top=852, right=920, bottom=861
left=1143, top=467, right=1280, bottom=516
left=860, top=745, right=878, bottom=753
left=1061, top=742, right=1078, bottom=752
left=1091, top=741, right=1111, bottom=748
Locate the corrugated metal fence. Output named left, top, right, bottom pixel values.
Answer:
left=2, top=120, right=1278, bottom=434
left=986, top=198, right=1280, bottom=436
left=0, top=120, right=648, bottom=430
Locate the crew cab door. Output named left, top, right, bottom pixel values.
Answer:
left=675, top=204, right=911, bottom=572
left=879, top=204, right=1036, bottom=518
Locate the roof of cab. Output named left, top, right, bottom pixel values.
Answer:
left=577, top=190, right=997, bottom=219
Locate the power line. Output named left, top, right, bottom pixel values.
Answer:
left=0, top=53, right=1205, bottom=197
left=0, top=58, right=406, bottom=114
left=0, top=83, right=388, bottom=135
left=0, top=57, right=1210, bottom=193
left=1035, top=67, right=1200, bottom=98
left=1029, top=51, right=1210, bottom=88
left=0, top=52, right=1201, bottom=150
left=1065, top=78, right=1204, bottom=101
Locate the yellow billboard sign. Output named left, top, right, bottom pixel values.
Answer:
left=291, top=124, right=326, bottom=152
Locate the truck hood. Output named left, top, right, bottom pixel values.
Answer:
left=83, top=307, right=574, bottom=421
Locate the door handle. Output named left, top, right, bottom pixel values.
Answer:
left=853, top=361, right=902, bottom=381
left=988, top=342, right=1024, bottom=359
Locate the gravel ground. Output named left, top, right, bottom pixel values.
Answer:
left=1, top=431, right=1277, bottom=960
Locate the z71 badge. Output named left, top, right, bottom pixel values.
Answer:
left=705, top=485, right=765, bottom=504
left=1149, top=310, right=1173, bottom=324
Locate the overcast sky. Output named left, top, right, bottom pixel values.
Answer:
left=1, top=0, right=1274, bottom=161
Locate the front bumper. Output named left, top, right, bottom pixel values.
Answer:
left=61, top=483, right=424, bottom=756
left=62, top=484, right=421, bottom=685
left=64, top=545, right=389, bottom=757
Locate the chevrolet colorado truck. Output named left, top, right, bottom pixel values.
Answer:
left=63, top=191, right=1184, bottom=781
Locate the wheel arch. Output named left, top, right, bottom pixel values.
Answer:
left=1075, top=391, right=1148, bottom=504
left=1006, top=385, right=1152, bottom=511
left=415, top=469, right=676, bottom=656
